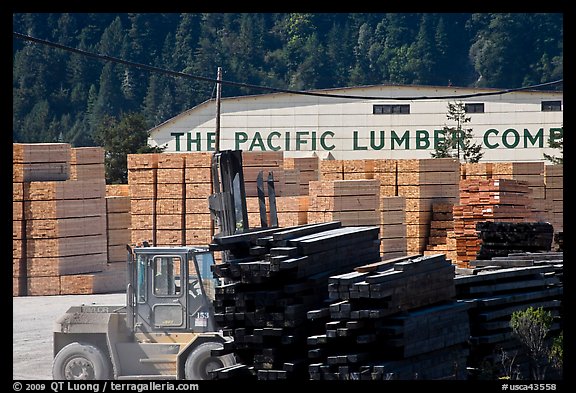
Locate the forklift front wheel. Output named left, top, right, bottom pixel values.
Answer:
left=52, top=342, right=111, bottom=380
left=184, top=342, right=235, bottom=380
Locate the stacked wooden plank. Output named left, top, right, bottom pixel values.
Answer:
left=156, top=154, right=186, bottom=246
left=492, top=162, right=546, bottom=221
left=397, top=158, right=460, bottom=254
left=128, top=153, right=159, bottom=245
left=453, top=179, right=535, bottom=268
left=209, top=222, right=382, bottom=380
left=342, top=159, right=375, bottom=180
left=319, top=159, right=344, bottom=181
left=455, top=259, right=563, bottom=379
left=544, top=164, right=563, bottom=233
left=242, top=152, right=285, bottom=197
left=12, top=143, right=125, bottom=296
left=105, top=185, right=131, bottom=264
left=372, top=159, right=397, bottom=197
left=13, top=143, right=70, bottom=182
left=284, top=156, right=319, bottom=195
left=475, top=221, right=554, bottom=260
left=380, top=197, right=407, bottom=259
left=184, top=152, right=213, bottom=246
left=308, top=180, right=380, bottom=226
left=246, top=196, right=308, bottom=228
left=307, top=254, right=469, bottom=380
left=424, top=202, right=457, bottom=262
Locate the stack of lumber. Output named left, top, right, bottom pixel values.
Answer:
left=460, top=162, right=494, bottom=181
left=209, top=221, right=381, bottom=380
left=307, top=254, right=469, bottom=380
left=397, top=158, right=460, bottom=254
left=105, top=185, right=131, bottom=264
left=475, top=221, right=554, bottom=260
left=156, top=154, right=186, bottom=246
left=492, top=162, right=546, bottom=221
left=455, top=259, right=563, bottom=378
left=184, top=152, right=213, bottom=246
left=242, top=152, right=285, bottom=197
left=424, top=202, right=457, bottom=261
left=380, top=197, right=407, bottom=259
left=13, top=143, right=127, bottom=296
left=128, top=153, right=159, bottom=245
left=544, top=165, right=563, bottom=233
left=319, top=159, right=344, bottom=181
left=308, top=180, right=380, bottom=226
left=246, top=196, right=308, bottom=228
left=453, top=178, right=535, bottom=268
left=284, top=156, right=319, bottom=195
left=128, top=152, right=214, bottom=247
left=342, top=159, right=375, bottom=180
left=372, top=159, right=397, bottom=198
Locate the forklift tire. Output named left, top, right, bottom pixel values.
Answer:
left=184, top=342, right=235, bottom=380
left=52, top=342, right=111, bottom=380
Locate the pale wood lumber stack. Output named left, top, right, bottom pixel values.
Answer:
left=396, top=158, right=460, bottom=254
left=307, top=180, right=380, bottom=227
left=242, top=151, right=285, bottom=197
left=13, top=143, right=129, bottom=296
left=284, top=156, right=320, bottom=195
left=380, top=197, right=407, bottom=259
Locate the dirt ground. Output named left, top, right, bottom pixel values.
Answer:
left=13, top=292, right=125, bottom=380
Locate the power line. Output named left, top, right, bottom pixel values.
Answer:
left=13, top=31, right=563, bottom=101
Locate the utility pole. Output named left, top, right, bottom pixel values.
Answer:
left=215, top=67, right=222, bottom=153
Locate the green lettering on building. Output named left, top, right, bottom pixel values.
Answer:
left=353, top=131, right=367, bottom=150
left=415, top=130, right=430, bottom=150
left=187, top=132, right=202, bottom=151
left=235, top=132, right=248, bottom=150
left=484, top=129, right=499, bottom=149
left=370, top=131, right=385, bottom=150
left=523, top=128, right=543, bottom=148
left=391, top=130, right=409, bottom=150
left=267, top=131, right=281, bottom=151
left=296, top=131, right=309, bottom=151
left=502, top=128, right=520, bottom=148
left=320, top=131, right=335, bottom=150
left=171, top=132, right=185, bottom=152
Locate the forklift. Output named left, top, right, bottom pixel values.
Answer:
left=52, top=150, right=276, bottom=380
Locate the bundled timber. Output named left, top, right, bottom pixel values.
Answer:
left=475, top=221, right=554, bottom=260
left=544, top=165, right=563, bottom=233
left=209, top=222, right=381, bottom=380
left=12, top=143, right=123, bottom=296
left=284, top=156, right=319, bottom=195
left=453, top=178, right=536, bottom=268
left=380, top=197, right=407, bottom=259
left=424, top=202, right=457, bottom=261
left=307, top=254, right=469, bottom=380
left=397, top=158, right=460, bottom=254
left=242, top=151, right=285, bottom=197
left=455, top=257, right=563, bottom=379
left=308, top=180, right=380, bottom=226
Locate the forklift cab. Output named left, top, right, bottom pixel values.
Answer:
left=127, top=246, right=219, bottom=334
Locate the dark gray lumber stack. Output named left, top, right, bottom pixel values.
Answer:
left=307, top=254, right=470, bottom=380
left=209, top=221, right=381, bottom=380
left=475, top=221, right=554, bottom=260
left=455, top=257, right=563, bottom=379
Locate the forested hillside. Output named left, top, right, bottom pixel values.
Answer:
left=12, top=13, right=563, bottom=146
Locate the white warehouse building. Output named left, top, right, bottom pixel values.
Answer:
left=148, top=84, right=563, bottom=162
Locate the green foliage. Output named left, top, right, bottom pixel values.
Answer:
left=543, top=127, right=563, bottom=164
left=510, top=306, right=554, bottom=380
left=431, top=101, right=483, bottom=163
left=92, top=112, right=164, bottom=184
left=13, top=13, right=563, bottom=146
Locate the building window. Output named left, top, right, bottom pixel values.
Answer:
left=465, top=103, right=484, bottom=113
left=541, top=100, right=562, bottom=112
left=373, top=104, right=410, bottom=114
